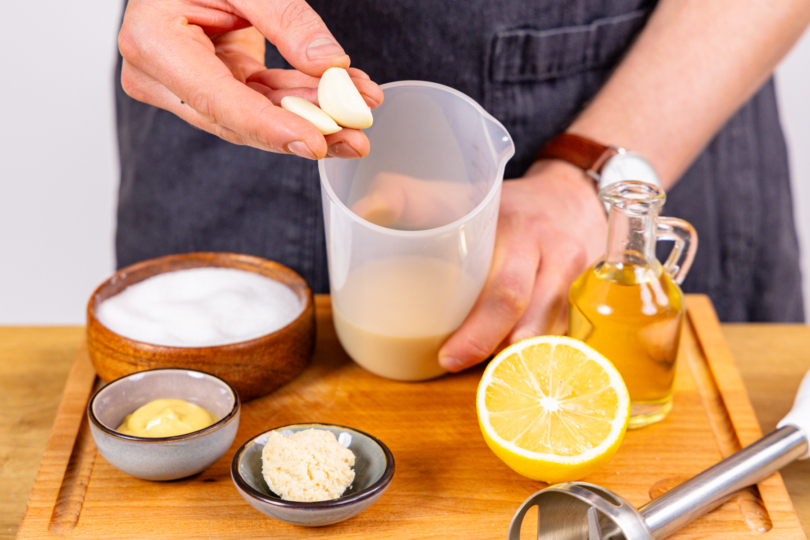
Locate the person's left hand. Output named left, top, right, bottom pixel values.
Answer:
left=438, top=159, right=608, bottom=371
left=349, top=172, right=478, bottom=229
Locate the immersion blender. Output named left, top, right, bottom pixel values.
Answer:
left=508, top=369, right=810, bottom=540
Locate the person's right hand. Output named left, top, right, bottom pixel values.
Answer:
left=118, top=0, right=383, bottom=159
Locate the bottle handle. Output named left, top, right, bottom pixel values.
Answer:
left=657, top=217, right=698, bottom=285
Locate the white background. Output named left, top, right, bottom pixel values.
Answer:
left=1, top=5, right=809, bottom=324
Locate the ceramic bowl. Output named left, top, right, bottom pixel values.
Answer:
left=86, top=252, right=315, bottom=402
left=88, top=368, right=240, bottom=481
left=231, top=423, right=395, bottom=526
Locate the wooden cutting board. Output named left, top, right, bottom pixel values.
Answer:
left=16, top=295, right=805, bottom=539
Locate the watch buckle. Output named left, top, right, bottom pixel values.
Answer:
left=587, top=146, right=622, bottom=182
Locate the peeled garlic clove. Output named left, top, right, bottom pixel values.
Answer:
left=280, top=96, right=342, bottom=135
left=318, top=67, right=373, bottom=129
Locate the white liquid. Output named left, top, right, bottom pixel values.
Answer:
left=332, top=256, right=480, bottom=380
left=96, top=268, right=304, bottom=347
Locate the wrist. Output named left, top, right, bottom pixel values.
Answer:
left=534, top=133, right=662, bottom=192
left=523, top=159, right=606, bottom=217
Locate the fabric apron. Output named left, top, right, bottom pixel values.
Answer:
left=115, top=0, right=803, bottom=322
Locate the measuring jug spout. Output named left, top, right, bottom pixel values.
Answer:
left=483, top=114, right=516, bottom=172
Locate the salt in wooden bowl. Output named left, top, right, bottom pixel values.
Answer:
left=86, top=252, right=315, bottom=401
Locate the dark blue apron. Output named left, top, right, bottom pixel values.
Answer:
left=115, top=0, right=803, bottom=322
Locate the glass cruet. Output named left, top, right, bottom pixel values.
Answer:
left=568, top=181, right=698, bottom=429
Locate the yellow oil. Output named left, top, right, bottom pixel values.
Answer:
left=568, top=260, right=684, bottom=429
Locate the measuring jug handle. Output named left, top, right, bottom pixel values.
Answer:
left=657, top=217, right=698, bottom=285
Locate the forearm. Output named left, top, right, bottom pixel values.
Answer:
left=567, top=0, right=810, bottom=189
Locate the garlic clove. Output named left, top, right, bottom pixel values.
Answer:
left=318, top=67, right=373, bottom=129
left=280, top=96, right=342, bottom=135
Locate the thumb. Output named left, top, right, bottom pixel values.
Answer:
left=237, top=0, right=350, bottom=77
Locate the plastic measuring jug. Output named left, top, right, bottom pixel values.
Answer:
left=319, top=81, right=514, bottom=381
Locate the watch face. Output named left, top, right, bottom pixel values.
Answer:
left=599, top=152, right=661, bottom=189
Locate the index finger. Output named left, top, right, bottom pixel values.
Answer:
left=121, top=58, right=327, bottom=157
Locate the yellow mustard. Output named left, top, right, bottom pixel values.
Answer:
left=116, top=399, right=218, bottom=437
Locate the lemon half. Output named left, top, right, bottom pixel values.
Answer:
left=476, top=335, right=630, bottom=483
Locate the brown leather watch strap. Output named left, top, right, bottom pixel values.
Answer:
left=534, top=133, right=614, bottom=174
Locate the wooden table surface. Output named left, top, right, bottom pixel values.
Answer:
left=2, top=322, right=810, bottom=540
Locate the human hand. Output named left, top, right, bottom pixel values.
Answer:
left=118, top=0, right=383, bottom=159
left=350, top=172, right=478, bottom=229
left=438, top=160, right=608, bottom=372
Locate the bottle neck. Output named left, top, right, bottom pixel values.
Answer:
left=603, top=205, right=659, bottom=268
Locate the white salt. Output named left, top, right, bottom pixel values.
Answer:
left=95, top=267, right=305, bottom=347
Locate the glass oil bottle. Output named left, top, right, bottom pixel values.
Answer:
left=568, top=181, right=697, bottom=429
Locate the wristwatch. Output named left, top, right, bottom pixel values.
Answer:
left=535, top=133, right=661, bottom=191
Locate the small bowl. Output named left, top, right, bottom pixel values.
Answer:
left=86, top=252, right=316, bottom=401
left=231, top=423, right=395, bottom=526
left=88, top=368, right=240, bottom=481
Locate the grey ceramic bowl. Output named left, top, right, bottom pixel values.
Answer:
left=88, top=368, right=240, bottom=481
left=231, top=423, right=395, bottom=526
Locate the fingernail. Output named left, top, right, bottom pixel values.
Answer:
left=439, top=355, right=462, bottom=372
left=287, top=141, right=317, bottom=160
left=306, top=37, right=345, bottom=60
left=512, top=329, right=536, bottom=343
left=326, top=142, right=361, bottom=159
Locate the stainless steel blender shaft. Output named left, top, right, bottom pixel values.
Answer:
left=508, top=426, right=807, bottom=540
left=509, top=369, right=810, bottom=540
left=639, top=424, right=807, bottom=539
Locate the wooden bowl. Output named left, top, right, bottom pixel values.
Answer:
left=87, top=253, right=315, bottom=402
